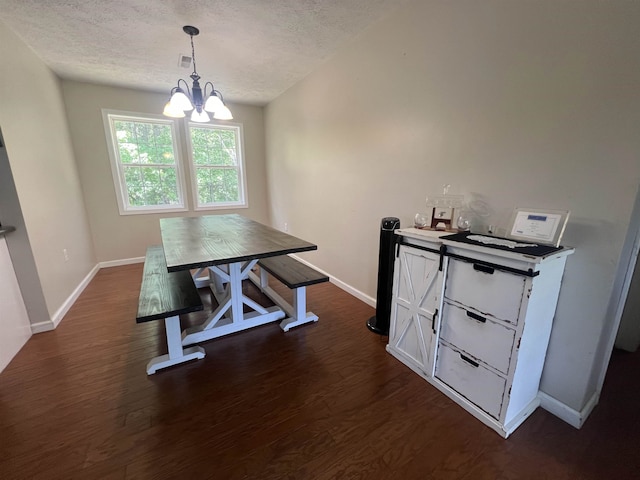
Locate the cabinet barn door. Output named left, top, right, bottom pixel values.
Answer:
left=389, top=245, right=440, bottom=376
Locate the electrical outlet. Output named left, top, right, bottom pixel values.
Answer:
left=284, top=222, right=288, bottom=232
left=63, top=248, right=69, bottom=262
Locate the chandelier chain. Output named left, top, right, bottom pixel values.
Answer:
left=190, top=33, right=198, bottom=77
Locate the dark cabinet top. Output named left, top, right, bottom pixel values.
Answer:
left=160, top=214, right=317, bottom=272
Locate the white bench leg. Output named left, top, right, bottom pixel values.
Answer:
left=260, top=267, right=270, bottom=289
left=146, top=315, right=206, bottom=375
left=279, top=287, right=319, bottom=332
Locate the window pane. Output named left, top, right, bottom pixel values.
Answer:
left=196, top=167, right=239, bottom=204
left=124, top=166, right=144, bottom=206
left=187, top=122, right=246, bottom=209
left=153, top=125, right=175, bottom=164
left=123, top=165, right=180, bottom=207
left=153, top=124, right=173, bottom=147
left=134, top=122, right=152, bottom=145
left=114, top=121, right=135, bottom=142
left=107, top=112, right=185, bottom=214
left=118, top=142, right=139, bottom=164
left=114, top=123, right=181, bottom=210
left=190, top=126, right=237, bottom=166
left=114, top=120, right=175, bottom=165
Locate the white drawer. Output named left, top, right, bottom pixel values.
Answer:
left=440, top=302, right=515, bottom=374
left=435, top=341, right=506, bottom=419
left=444, top=258, right=527, bottom=324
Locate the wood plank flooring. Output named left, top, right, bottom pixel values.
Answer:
left=0, top=263, right=638, bottom=479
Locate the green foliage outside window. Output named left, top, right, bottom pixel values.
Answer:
left=106, top=111, right=246, bottom=214
left=189, top=125, right=243, bottom=206
left=114, top=120, right=180, bottom=207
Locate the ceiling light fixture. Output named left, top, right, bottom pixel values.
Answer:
left=163, top=25, right=233, bottom=122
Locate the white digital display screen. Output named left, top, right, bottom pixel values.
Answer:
left=510, top=211, right=562, bottom=242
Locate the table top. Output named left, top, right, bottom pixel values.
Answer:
left=160, top=214, right=317, bottom=272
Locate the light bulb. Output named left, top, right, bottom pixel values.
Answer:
left=204, top=94, right=224, bottom=113
left=163, top=101, right=186, bottom=118
left=213, top=104, right=233, bottom=120
left=191, top=109, right=210, bottom=123
left=169, top=89, right=193, bottom=111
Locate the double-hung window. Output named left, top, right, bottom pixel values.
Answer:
left=187, top=122, right=247, bottom=210
left=103, top=110, right=247, bottom=214
left=103, top=111, right=187, bottom=215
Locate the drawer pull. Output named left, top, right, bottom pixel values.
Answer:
left=460, top=354, right=479, bottom=368
left=466, top=311, right=487, bottom=323
left=432, top=308, right=438, bottom=334
left=473, top=263, right=494, bottom=275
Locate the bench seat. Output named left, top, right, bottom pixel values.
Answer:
left=249, top=255, right=329, bottom=332
left=257, top=255, right=329, bottom=288
left=137, top=245, right=206, bottom=374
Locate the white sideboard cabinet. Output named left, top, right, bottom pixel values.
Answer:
left=387, top=228, right=574, bottom=437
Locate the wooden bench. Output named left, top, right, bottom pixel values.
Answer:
left=136, top=245, right=205, bottom=375
left=249, top=255, right=329, bottom=332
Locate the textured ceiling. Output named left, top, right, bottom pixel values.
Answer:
left=0, top=0, right=407, bottom=105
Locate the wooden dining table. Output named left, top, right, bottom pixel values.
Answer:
left=160, top=214, right=318, bottom=346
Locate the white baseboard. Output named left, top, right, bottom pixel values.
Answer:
left=290, top=255, right=375, bottom=307
left=34, top=255, right=374, bottom=334
left=539, top=390, right=600, bottom=429
left=30, top=322, right=55, bottom=334
left=99, top=256, right=144, bottom=268
left=31, top=263, right=101, bottom=334
left=32, top=257, right=143, bottom=333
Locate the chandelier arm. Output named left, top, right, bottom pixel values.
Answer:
left=203, top=82, right=215, bottom=98
left=176, top=78, right=192, bottom=98
left=213, top=89, right=225, bottom=103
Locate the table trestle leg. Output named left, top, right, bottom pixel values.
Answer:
left=242, top=295, right=270, bottom=314
left=208, top=266, right=227, bottom=296
left=185, top=296, right=232, bottom=336
left=181, top=259, right=285, bottom=346
left=192, top=267, right=210, bottom=289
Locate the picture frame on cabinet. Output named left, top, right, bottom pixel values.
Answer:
left=506, top=207, right=570, bottom=247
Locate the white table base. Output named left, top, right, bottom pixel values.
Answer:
left=182, top=260, right=286, bottom=346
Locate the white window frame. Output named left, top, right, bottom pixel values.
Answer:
left=185, top=121, right=249, bottom=211
left=102, top=109, right=188, bottom=215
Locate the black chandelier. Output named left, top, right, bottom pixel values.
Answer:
left=163, top=25, right=232, bottom=122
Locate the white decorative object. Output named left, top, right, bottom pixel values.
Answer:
left=425, top=184, right=465, bottom=230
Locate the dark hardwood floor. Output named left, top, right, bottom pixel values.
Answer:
left=0, top=263, right=638, bottom=479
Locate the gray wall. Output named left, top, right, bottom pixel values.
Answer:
left=0, top=20, right=95, bottom=327
left=614, top=188, right=640, bottom=353
left=61, top=81, right=270, bottom=262
left=616, top=265, right=640, bottom=352
left=264, top=0, right=640, bottom=412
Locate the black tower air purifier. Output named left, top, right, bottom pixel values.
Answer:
left=367, top=217, right=400, bottom=335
